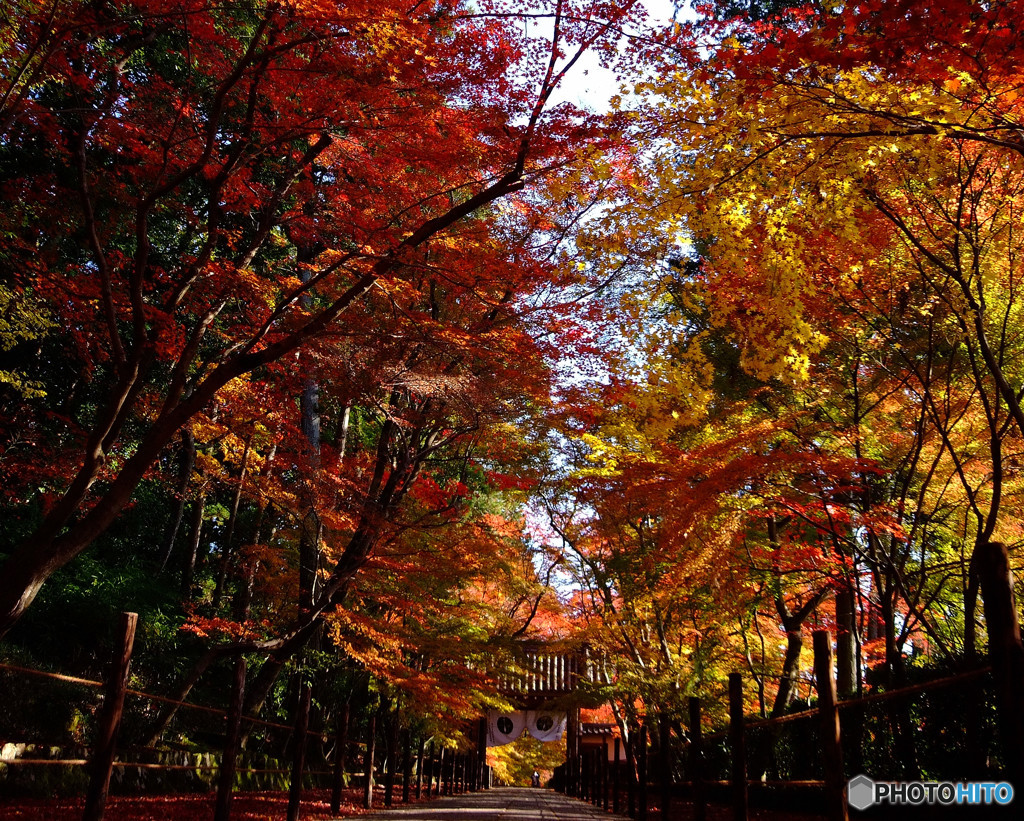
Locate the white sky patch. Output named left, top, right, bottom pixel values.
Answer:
left=550, top=0, right=688, bottom=111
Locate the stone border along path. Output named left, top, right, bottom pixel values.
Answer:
left=359, top=787, right=632, bottom=820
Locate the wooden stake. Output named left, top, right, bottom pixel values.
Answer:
left=977, top=541, right=1024, bottom=786
left=436, top=745, right=445, bottom=797
left=813, top=630, right=849, bottom=821
left=477, top=717, right=488, bottom=791
left=567, top=707, right=579, bottom=796
left=638, top=724, right=648, bottom=821
left=660, top=715, right=672, bottom=820
left=729, top=673, right=748, bottom=821
left=287, top=683, right=312, bottom=821
left=415, top=736, right=426, bottom=798
left=83, top=611, right=138, bottom=821
left=598, top=737, right=606, bottom=806
left=627, top=732, right=636, bottom=818
left=689, top=697, right=706, bottom=821
left=363, top=711, right=377, bottom=810
left=214, top=656, right=246, bottom=821
left=384, top=714, right=398, bottom=807
left=613, top=736, right=621, bottom=814
left=402, top=728, right=412, bottom=803
left=426, top=740, right=435, bottom=797
left=330, top=701, right=350, bottom=815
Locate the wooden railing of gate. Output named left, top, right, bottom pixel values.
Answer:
left=497, top=644, right=598, bottom=700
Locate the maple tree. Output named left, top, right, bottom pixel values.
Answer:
left=0, top=0, right=649, bottom=638
left=6, top=0, right=1024, bottom=800
left=538, top=0, right=1024, bottom=780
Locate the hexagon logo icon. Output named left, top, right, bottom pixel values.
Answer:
left=848, top=775, right=876, bottom=811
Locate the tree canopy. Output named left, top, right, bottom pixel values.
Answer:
left=2, top=0, right=1024, bottom=786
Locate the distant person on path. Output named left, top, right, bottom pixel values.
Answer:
left=531, top=770, right=541, bottom=787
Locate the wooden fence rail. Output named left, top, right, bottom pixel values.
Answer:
left=1, top=611, right=488, bottom=821
left=564, top=630, right=996, bottom=821
left=4, top=617, right=999, bottom=821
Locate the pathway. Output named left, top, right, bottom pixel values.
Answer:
left=361, top=787, right=630, bottom=820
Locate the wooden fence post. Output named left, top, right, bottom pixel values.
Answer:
left=436, top=745, right=445, bottom=796
left=567, top=707, right=579, bottom=796
left=287, top=683, right=312, bottom=821
left=214, top=656, right=246, bottom=821
left=402, top=728, right=412, bottom=803
left=660, top=716, right=672, bottom=820
left=627, top=732, right=636, bottom=818
left=478, top=717, right=488, bottom=790
left=384, top=714, right=399, bottom=807
left=977, top=541, right=1024, bottom=786
left=689, top=697, right=706, bottom=821
left=416, top=737, right=426, bottom=798
left=83, top=611, right=138, bottom=821
left=729, top=673, right=748, bottom=821
left=330, top=701, right=350, bottom=815
left=598, top=737, right=606, bottom=806
left=638, top=723, right=649, bottom=821
left=582, top=748, right=588, bottom=801
left=590, top=748, right=597, bottom=801
left=426, top=740, right=436, bottom=797
left=813, top=630, right=849, bottom=821
left=363, top=710, right=378, bottom=809
left=613, top=736, right=621, bottom=814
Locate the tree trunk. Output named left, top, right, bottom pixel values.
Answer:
left=159, top=430, right=196, bottom=571
left=213, top=432, right=253, bottom=608
left=835, top=585, right=857, bottom=697
left=181, top=491, right=206, bottom=597
left=143, top=648, right=220, bottom=747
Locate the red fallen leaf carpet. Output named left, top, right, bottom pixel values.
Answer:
left=0, top=787, right=393, bottom=820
